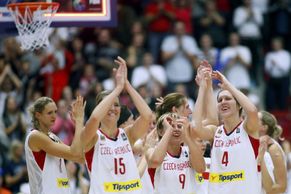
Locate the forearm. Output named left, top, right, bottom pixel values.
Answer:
left=186, top=139, right=205, bottom=173
left=147, top=131, right=171, bottom=168
left=226, top=83, right=257, bottom=115
left=70, top=118, right=84, bottom=162
left=138, top=155, right=148, bottom=177
left=261, top=159, right=274, bottom=192
left=205, top=82, right=218, bottom=125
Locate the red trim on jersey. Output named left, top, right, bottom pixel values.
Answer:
left=223, top=120, right=243, bottom=136
left=32, top=150, right=46, bottom=170
left=148, top=168, right=156, bottom=187
left=85, top=146, right=95, bottom=172
left=202, top=172, right=209, bottom=180
left=248, top=135, right=260, bottom=172
left=167, top=146, right=182, bottom=158
left=99, top=128, right=120, bottom=141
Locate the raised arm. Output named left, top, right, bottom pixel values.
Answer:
left=116, top=57, right=152, bottom=145
left=192, top=63, right=217, bottom=141
left=81, top=58, right=126, bottom=149
left=29, top=96, right=86, bottom=163
left=212, top=71, right=259, bottom=138
left=146, top=117, right=172, bottom=168
left=180, top=117, right=205, bottom=173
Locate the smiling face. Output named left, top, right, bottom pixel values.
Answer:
left=103, top=97, right=121, bottom=123
left=36, top=102, right=57, bottom=130
left=217, top=90, right=240, bottom=119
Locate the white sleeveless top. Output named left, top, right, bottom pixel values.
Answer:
left=85, top=128, right=142, bottom=194
left=152, top=146, right=197, bottom=194
left=209, top=121, right=261, bottom=194
left=261, top=139, right=286, bottom=194
left=25, top=130, right=70, bottom=194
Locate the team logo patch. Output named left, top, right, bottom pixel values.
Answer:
left=209, top=171, right=245, bottom=183
left=103, top=179, right=142, bottom=192
left=100, top=135, right=105, bottom=141
left=121, top=133, right=127, bottom=141
left=217, top=129, right=223, bottom=134
left=195, top=173, right=204, bottom=184
left=57, top=178, right=69, bottom=188
left=236, top=128, right=240, bottom=133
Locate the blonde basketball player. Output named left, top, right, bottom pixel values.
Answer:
left=258, top=111, right=287, bottom=194
left=25, top=96, right=85, bottom=194
left=146, top=113, right=205, bottom=194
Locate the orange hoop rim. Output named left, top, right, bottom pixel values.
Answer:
left=7, top=2, right=59, bottom=13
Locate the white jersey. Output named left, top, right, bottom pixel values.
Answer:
left=209, top=121, right=261, bottom=194
left=152, top=146, right=197, bottom=194
left=261, top=139, right=286, bottom=194
left=25, top=130, right=70, bottom=194
left=85, top=128, right=142, bottom=194
left=135, top=154, right=154, bottom=194
left=195, top=157, right=211, bottom=194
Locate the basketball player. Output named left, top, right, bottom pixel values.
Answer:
left=258, top=111, right=287, bottom=194
left=81, top=56, right=152, bottom=194
left=25, top=95, right=85, bottom=194
left=146, top=112, right=205, bottom=194
left=193, top=65, right=261, bottom=194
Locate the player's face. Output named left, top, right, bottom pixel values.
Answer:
left=168, top=114, right=184, bottom=144
left=104, top=97, right=121, bottom=122
left=176, top=100, right=192, bottom=118
left=36, top=102, right=57, bottom=129
left=217, top=90, right=238, bottom=119
left=258, top=112, right=267, bottom=137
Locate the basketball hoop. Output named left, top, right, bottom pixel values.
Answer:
left=7, top=2, right=59, bottom=51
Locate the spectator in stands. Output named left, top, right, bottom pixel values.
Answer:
left=220, top=32, right=252, bottom=93
left=161, top=20, right=199, bottom=97
left=173, top=0, right=193, bottom=34
left=124, top=33, right=147, bottom=80
left=264, top=37, right=291, bottom=111
left=0, top=95, right=27, bottom=143
left=233, top=0, right=263, bottom=84
left=0, top=64, right=22, bottom=117
left=78, top=64, right=97, bottom=97
left=268, top=0, right=291, bottom=52
left=199, top=0, right=226, bottom=48
left=197, top=33, right=222, bottom=71
left=4, top=140, right=28, bottom=194
left=144, top=0, right=176, bottom=62
left=95, top=29, right=121, bottom=81
left=131, top=52, right=167, bottom=90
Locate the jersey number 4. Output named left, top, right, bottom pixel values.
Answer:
left=221, top=151, right=229, bottom=166
left=114, top=158, right=126, bottom=175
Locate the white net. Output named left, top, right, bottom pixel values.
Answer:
left=7, top=3, right=59, bottom=51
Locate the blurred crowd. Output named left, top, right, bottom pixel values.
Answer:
left=0, top=0, right=290, bottom=193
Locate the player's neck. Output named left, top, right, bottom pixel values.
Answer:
left=167, top=144, right=181, bottom=157
left=100, top=123, right=118, bottom=139
left=223, top=118, right=241, bottom=133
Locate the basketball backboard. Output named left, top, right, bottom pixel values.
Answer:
left=0, top=0, right=117, bottom=34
